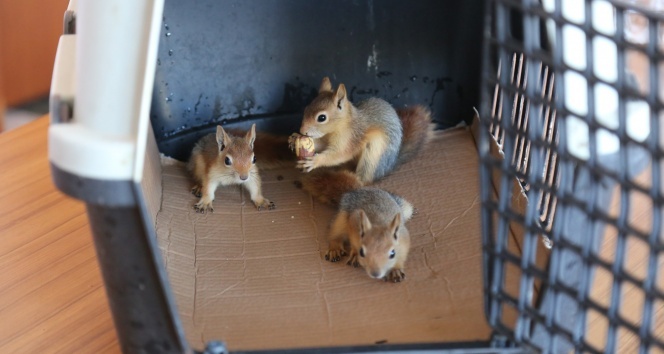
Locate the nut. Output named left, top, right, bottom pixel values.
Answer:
left=289, top=133, right=315, bottom=160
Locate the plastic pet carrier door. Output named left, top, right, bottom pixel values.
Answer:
left=479, top=0, right=663, bottom=352
left=47, top=0, right=663, bottom=353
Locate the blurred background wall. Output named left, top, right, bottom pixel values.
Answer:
left=0, top=0, right=69, bottom=132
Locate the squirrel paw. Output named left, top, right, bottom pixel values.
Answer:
left=191, top=186, right=202, bottom=198
left=288, top=133, right=298, bottom=151
left=384, top=269, right=406, bottom=283
left=296, top=155, right=317, bottom=173
left=193, top=201, right=214, bottom=214
left=325, top=249, right=347, bottom=262
left=254, top=199, right=276, bottom=211
left=346, top=253, right=360, bottom=268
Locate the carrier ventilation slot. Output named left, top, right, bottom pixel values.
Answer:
left=490, top=52, right=560, bottom=238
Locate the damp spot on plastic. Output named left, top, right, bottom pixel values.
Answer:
left=376, top=71, right=392, bottom=78
left=429, top=77, right=453, bottom=106
left=278, top=80, right=317, bottom=113
left=194, top=94, right=203, bottom=113
left=356, top=88, right=379, bottom=96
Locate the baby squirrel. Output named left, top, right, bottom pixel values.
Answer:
left=325, top=187, right=413, bottom=282
left=188, top=124, right=275, bottom=213
left=294, top=77, right=433, bottom=204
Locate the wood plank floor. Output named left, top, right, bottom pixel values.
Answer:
left=0, top=117, right=120, bottom=353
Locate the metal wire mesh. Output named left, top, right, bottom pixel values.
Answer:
left=479, top=0, right=664, bottom=352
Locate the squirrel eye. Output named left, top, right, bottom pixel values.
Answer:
left=389, top=250, right=396, bottom=259
left=252, top=155, right=256, bottom=164
left=359, top=248, right=365, bottom=258
left=317, top=114, right=327, bottom=123
left=224, top=157, right=232, bottom=166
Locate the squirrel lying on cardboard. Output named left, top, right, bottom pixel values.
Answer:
left=188, top=124, right=276, bottom=213
left=326, top=187, right=414, bottom=282
left=292, top=77, right=433, bottom=204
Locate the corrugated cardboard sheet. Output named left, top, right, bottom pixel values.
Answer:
left=156, top=127, right=504, bottom=351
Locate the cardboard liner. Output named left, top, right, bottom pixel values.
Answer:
left=156, top=128, right=506, bottom=351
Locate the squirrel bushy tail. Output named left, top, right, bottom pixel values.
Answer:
left=395, top=105, right=434, bottom=166
left=249, top=132, right=296, bottom=170
left=301, top=169, right=364, bottom=205
left=302, top=105, right=433, bottom=205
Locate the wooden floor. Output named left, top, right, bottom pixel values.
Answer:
left=0, top=117, right=120, bottom=353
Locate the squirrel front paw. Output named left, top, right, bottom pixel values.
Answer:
left=194, top=200, right=214, bottom=214
left=325, top=248, right=347, bottom=262
left=191, top=185, right=202, bottom=198
left=254, top=198, right=276, bottom=211
left=288, top=133, right=299, bottom=151
left=385, top=268, right=405, bottom=283
left=296, top=155, right=318, bottom=173
left=346, top=252, right=360, bottom=268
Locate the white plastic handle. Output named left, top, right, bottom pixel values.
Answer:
left=49, top=0, right=164, bottom=181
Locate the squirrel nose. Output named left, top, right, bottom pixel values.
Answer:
left=370, top=271, right=381, bottom=278
left=239, top=175, right=248, bottom=181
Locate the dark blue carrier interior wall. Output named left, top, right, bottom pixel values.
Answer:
left=150, top=0, right=485, bottom=160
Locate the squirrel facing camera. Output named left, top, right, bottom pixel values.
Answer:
left=349, top=209, right=404, bottom=281
left=325, top=188, right=413, bottom=283
left=187, top=123, right=275, bottom=214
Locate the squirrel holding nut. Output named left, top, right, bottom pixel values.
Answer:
left=188, top=124, right=276, bottom=213
left=325, top=187, right=413, bottom=282
left=290, top=77, right=433, bottom=204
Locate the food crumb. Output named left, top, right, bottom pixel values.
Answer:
left=291, top=216, right=294, bottom=219
left=277, top=175, right=284, bottom=181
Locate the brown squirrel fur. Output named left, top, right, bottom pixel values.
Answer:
left=188, top=124, right=275, bottom=213
left=302, top=85, right=433, bottom=205
left=325, top=187, right=414, bottom=282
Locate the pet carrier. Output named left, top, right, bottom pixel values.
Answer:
left=46, top=0, right=662, bottom=353
left=480, top=0, right=662, bottom=352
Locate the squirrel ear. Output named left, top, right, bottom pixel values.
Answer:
left=390, top=213, right=401, bottom=240
left=352, top=209, right=371, bottom=237
left=335, top=84, right=346, bottom=110
left=246, top=124, right=256, bottom=150
left=216, top=125, right=228, bottom=151
left=319, top=77, right=332, bottom=93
